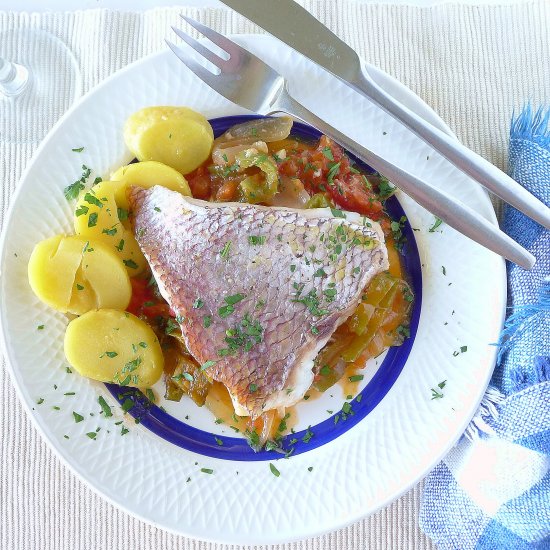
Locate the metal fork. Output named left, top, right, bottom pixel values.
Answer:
left=166, top=17, right=535, bottom=269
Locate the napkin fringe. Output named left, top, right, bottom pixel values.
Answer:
left=511, top=105, right=550, bottom=148
left=464, top=386, right=505, bottom=440
left=465, top=279, right=550, bottom=440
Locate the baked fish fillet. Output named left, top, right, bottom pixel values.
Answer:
left=129, top=186, right=389, bottom=418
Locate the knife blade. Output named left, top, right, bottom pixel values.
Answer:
left=219, top=0, right=550, bottom=232
left=219, top=0, right=363, bottom=84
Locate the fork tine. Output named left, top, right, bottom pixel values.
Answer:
left=170, top=26, right=227, bottom=70
left=165, top=40, right=224, bottom=94
left=180, top=15, right=239, bottom=55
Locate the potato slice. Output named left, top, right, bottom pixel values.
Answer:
left=110, top=161, right=191, bottom=211
left=28, top=235, right=131, bottom=314
left=123, top=106, right=214, bottom=174
left=73, top=181, right=146, bottom=275
left=64, top=309, right=164, bottom=387
left=28, top=235, right=85, bottom=312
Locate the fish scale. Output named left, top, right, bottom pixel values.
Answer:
left=129, top=185, right=389, bottom=417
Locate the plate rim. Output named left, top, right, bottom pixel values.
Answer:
left=0, top=35, right=507, bottom=543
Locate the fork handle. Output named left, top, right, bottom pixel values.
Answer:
left=351, top=67, right=550, bottom=230
left=271, top=93, right=535, bottom=269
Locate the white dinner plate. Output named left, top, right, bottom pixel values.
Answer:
left=0, top=35, right=506, bottom=544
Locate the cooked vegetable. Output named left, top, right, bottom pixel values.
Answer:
left=163, top=340, right=211, bottom=406
left=217, top=116, right=293, bottom=143
left=123, top=106, right=214, bottom=174
left=73, top=181, right=147, bottom=275
left=110, top=161, right=191, bottom=211
left=64, top=309, right=164, bottom=386
left=28, top=235, right=131, bottom=314
left=212, top=139, right=268, bottom=166
left=313, top=271, right=413, bottom=392
left=235, top=150, right=279, bottom=203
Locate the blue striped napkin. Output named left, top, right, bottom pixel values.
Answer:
left=419, top=106, right=550, bottom=549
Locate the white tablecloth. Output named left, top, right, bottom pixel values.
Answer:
left=1, top=2, right=549, bottom=548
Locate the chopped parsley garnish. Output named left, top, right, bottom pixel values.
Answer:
left=322, top=147, right=334, bottom=161
left=330, top=208, right=346, bottom=218
left=145, top=388, right=155, bottom=402
left=165, top=318, right=179, bottom=335
left=200, top=468, right=214, bottom=474
left=302, top=426, right=314, bottom=443
left=121, top=398, right=134, bottom=413
left=224, top=293, right=246, bottom=305
left=98, top=396, right=113, bottom=417
left=86, top=432, right=97, bottom=440
left=123, top=259, right=138, bottom=269
left=429, top=217, right=443, bottom=232
left=390, top=215, right=408, bottom=251
left=154, top=206, right=161, bottom=212
left=248, top=235, right=266, bottom=245
left=311, top=325, right=319, bottom=335
left=101, top=351, right=118, bottom=358
left=84, top=192, right=103, bottom=208
left=75, top=205, right=89, bottom=217
left=214, top=437, right=224, bottom=446
left=431, top=387, right=444, bottom=399
left=37, top=398, right=44, bottom=405
left=76, top=284, right=84, bottom=290
left=37, top=324, right=44, bottom=330
left=291, top=288, right=329, bottom=317
left=327, top=162, right=341, bottom=185
left=87, top=213, right=98, bottom=228
left=203, top=315, right=212, bottom=328
left=72, top=147, right=84, bottom=152
left=453, top=345, right=468, bottom=356
left=377, top=177, right=395, bottom=200
left=115, top=239, right=125, bottom=251
left=64, top=164, right=92, bottom=200
left=117, top=207, right=129, bottom=221
left=396, top=325, right=410, bottom=338
left=102, top=227, right=117, bottom=236
left=308, top=466, right=313, bottom=472
left=218, top=304, right=234, bottom=318
left=249, top=383, right=258, bottom=393
left=218, top=314, right=264, bottom=356
left=200, top=360, right=217, bottom=371
left=120, top=426, right=129, bottom=436
left=349, top=375, right=364, bottom=382
left=192, top=298, right=204, bottom=309
left=313, top=268, right=327, bottom=277
left=442, top=266, right=447, bottom=276
left=269, top=463, right=281, bottom=477
left=73, top=412, right=84, bottom=423
left=290, top=264, right=296, bottom=273
left=220, top=241, right=231, bottom=260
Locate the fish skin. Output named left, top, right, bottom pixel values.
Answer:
left=129, top=186, right=389, bottom=417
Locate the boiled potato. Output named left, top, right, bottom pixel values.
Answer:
left=123, top=106, right=214, bottom=174
left=28, top=235, right=85, bottom=312
left=28, top=235, right=131, bottom=314
left=110, top=161, right=191, bottom=211
left=73, top=181, right=147, bottom=275
left=64, top=309, right=164, bottom=387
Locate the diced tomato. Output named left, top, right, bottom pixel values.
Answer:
left=127, top=277, right=173, bottom=319
left=276, top=135, right=385, bottom=219
left=186, top=165, right=212, bottom=200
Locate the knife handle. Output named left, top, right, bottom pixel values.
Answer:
left=351, top=67, right=550, bottom=231
left=271, top=92, right=535, bottom=269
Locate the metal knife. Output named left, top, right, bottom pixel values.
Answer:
left=219, top=0, right=550, bottom=232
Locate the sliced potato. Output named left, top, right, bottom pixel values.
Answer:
left=28, top=235, right=85, bottom=312
left=64, top=309, right=164, bottom=387
left=73, top=181, right=146, bottom=275
left=28, top=235, right=131, bottom=314
left=110, top=161, right=191, bottom=211
left=123, top=106, right=214, bottom=174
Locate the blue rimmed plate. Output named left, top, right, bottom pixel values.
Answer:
left=0, top=36, right=505, bottom=544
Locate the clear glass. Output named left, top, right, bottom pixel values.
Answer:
left=0, top=28, right=82, bottom=144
